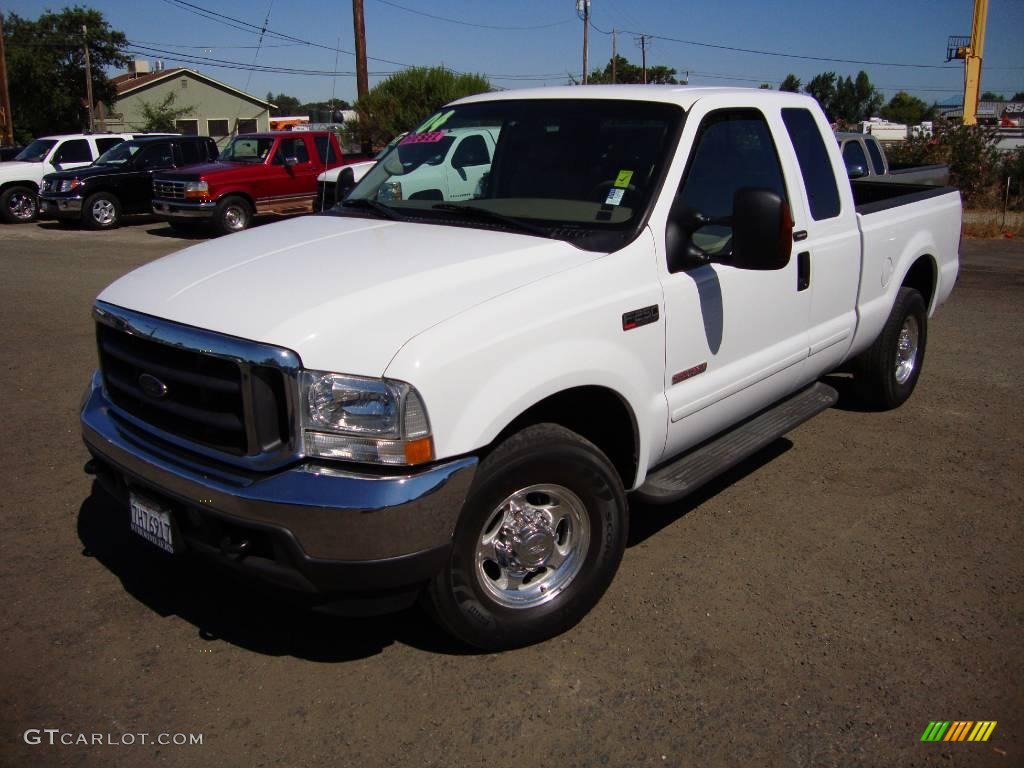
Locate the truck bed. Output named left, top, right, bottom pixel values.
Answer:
left=850, top=179, right=957, bottom=214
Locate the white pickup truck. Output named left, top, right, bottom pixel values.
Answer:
left=81, top=87, right=960, bottom=650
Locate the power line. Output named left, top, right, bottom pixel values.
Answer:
left=371, top=0, right=574, bottom=30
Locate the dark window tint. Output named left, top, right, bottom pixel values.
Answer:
left=236, top=119, right=258, bottom=134
left=177, top=140, right=201, bottom=166
left=865, top=138, right=886, bottom=175
left=313, top=135, right=336, bottom=164
left=138, top=142, right=175, bottom=170
left=96, top=137, right=124, bottom=154
left=452, top=134, right=491, bottom=167
left=176, top=119, right=198, bottom=136
left=842, top=140, right=869, bottom=173
left=54, top=139, right=92, bottom=164
left=781, top=108, right=841, bottom=220
left=208, top=119, right=230, bottom=138
left=274, top=137, right=309, bottom=164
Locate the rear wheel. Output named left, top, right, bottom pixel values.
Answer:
left=0, top=185, right=38, bottom=223
left=213, top=195, right=252, bottom=235
left=854, top=286, right=928, bottom=410
left=427, top=423, right=628, bottom=650
left=82, top=192, right=121, bottom=229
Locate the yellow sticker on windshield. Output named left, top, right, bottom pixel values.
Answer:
left=614, top=170, right=634, bottom=188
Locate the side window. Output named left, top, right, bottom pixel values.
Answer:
left=177, top=140, right=201, bottom=166
left=865, top=138, right=886, bottom=175
left=452, top=135, right=491, bottom=168
left=313, top=135, right=336, bottom=164
left=54, top=139, right=92, bottom=164
left=273, top=137, right=309, bottom=164
left=676, top=109, right=787, bottom=254
left=138, top=143, right=175, bottom=170
left=781, top=108, right=841, bottom=220
left=842, top=141, right=869, bottom=174
left=96, top=138, right=124, bottom=155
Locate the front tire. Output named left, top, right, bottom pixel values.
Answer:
left=854, top=286, right=928, bottom=410
left=212, top=195, right=252, bottom=235
left=0, top=185, right=38, bottom=223
left=427, top=423, right=628, bottom=650
left=82, top=192, right=121, bottom=229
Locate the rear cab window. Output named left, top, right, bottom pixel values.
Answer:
left=313, top=135, right=337, bottom=164
left=95, top=137, right=124, bottom=155
left=865, top=138, right=886, bottom=175
left=781, top=108, right=841, bottom=220
left=842, top=140, right=869, bottom=175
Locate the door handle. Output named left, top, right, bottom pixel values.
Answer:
left=793, top=230, right=808, bottom=242
left=797, top=251, right=810, bottom=291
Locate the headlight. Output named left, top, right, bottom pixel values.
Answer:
left=183, top=180, right=209, bottom=200
left=300, top=371, right=433, bottom=466
left=59, top=178, right=81, bottom=192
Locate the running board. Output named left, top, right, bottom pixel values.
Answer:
left=635, top=382, right=838, bottom=505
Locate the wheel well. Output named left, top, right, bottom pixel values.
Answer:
left=219, top=191, right=255, bottom=210
left=1, top=180, right=38, bottom=194
left=902, top=256, right=936, bottom=311
left=493, top=386, right=639, bottom=489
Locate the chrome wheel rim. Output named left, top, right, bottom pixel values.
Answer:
left=475, top=483, right=590, bottom=609
left=894, top=315, right=919, bottom=385
left=8, top=192, right=36, bottom=221
left=92, top=199, right=116, bottom=225
left=223, top=205, right=247, bottom=230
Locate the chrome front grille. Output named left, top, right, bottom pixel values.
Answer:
left=93, top=303, right=302, bottom=468
left=153, top=179, right=186, bottom=199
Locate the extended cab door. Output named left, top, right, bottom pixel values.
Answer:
left=48, top=138, right=94, bottom=174
left=255, top=136, right=318, bottom=212
left=778, top=107, right=861, bottom=376
left=445, top=132, right=493, bottom=201
left=659, top=105, right=811, bottom=460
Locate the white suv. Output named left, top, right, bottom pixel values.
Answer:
left=0, top=132, right=174, bottom=223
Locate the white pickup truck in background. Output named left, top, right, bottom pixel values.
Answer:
left=836, top=131, right=950, bottom=186
left=82, top=87, right=959, bottom=650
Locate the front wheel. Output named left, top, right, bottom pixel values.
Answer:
left=82, top=192, right=121, bottom=229
left=0, top=185, right=38, bottom=223
left=212, top=195, right=252, bottom=235
left=427, top=423, right=628, bottom=650
left=854, top=286, right=928, bottom=410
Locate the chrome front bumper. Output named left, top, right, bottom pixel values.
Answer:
left=81, top=371, right=476, bottom=597
left=152, top=200, right=217, bottom=219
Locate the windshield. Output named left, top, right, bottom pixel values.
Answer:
left=344, top=99, right=684, bottom=250
left=220, top=136, right=274, bottom=163
left=95, top=141, right=142, bottom=166
left=14, top=139, right=57, bottom=162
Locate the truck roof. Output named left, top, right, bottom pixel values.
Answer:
left=235, top=131, right=335, bottom=139
left=453, top=85, right=821, bottom=112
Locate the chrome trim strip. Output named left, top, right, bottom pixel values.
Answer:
left=94, top=300, right=303, bottom=472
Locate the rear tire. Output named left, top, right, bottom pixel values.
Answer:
left=212, top=195, right=252, bottom=235
left=82, top=192, right=121, bottom=229
left=427, top=423, right=628, bottom=650
left=0, top=185, right=38, bottom=223
left=854, top=286, right=927, bottom=410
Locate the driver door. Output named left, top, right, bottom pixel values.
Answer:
left=660, top=107, right=810, bottom=459
left=445, top=133, right=492, bottom=201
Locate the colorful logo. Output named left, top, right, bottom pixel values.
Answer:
left=920, top=721, right=997, bottom=742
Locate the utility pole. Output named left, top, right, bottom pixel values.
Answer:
left=635, top=34, right=649, bottom=84
left=0, top=12, right=14, bottom=146
left=611, top=27, right=616, bottom=84
left=83, top=25, right=94, bottom=132
left=578, top=0, right=590, bottom=84
left=352, top=0, right=370, bottom=153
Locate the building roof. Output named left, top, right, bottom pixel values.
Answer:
left=112, top=68, right=273, bottom=109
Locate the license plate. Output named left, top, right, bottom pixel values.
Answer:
left=129, top=493, right=176, bottom=554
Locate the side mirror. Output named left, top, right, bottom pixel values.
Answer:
left=730, top=188, right=792, bottom=271
left=334, top=168, right=355, bottom=204
left=283, top=155, right=299, bottom=167
left=846, top=163, right=868, bottom=179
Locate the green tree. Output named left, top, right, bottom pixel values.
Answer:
left=980, top=91, right=1004, bottom=101
left=805, top=70, right=881, bottom=123
left=354, top=67, right=491, bottom=148
left=758, top=83, right=772, bottom=89
left=880, top=91, right=932, bottom=125
left=588, top=55, right=678, bottom=85
left=1012, top=92, right=1024, bottom=102
left=138, top=92, right=195, bottom=132
left=779, top=74, right=801, bottom=92
left=267, top=92, right=302, bottom=116
left=804, top=72, right=837, bottom=117
left=3, top=6, right=129, bottom=142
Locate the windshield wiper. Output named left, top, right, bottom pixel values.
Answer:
left=431, top=203, right=552, bottom=239
left=339, top=197, right=405, bottom=221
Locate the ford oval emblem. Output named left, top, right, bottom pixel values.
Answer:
left=138, top=373, right=168, bottom=399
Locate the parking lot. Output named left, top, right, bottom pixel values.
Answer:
left=1, top=216, right=1021, bottom=767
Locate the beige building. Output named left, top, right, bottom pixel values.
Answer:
left=107, top=62, right=272, bottom=145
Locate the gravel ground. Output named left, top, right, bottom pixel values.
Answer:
left=0, top=217, right=1021, bottom=767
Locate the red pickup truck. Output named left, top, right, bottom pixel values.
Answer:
left=151, top=131, right=364, bottom=235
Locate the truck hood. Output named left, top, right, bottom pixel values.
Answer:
left=155, top=161, right=241, bottom=180
left=98, top=215, right=601, bottom=374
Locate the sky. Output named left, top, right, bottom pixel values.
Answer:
left=5, top=0, right=1024, bottom=106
